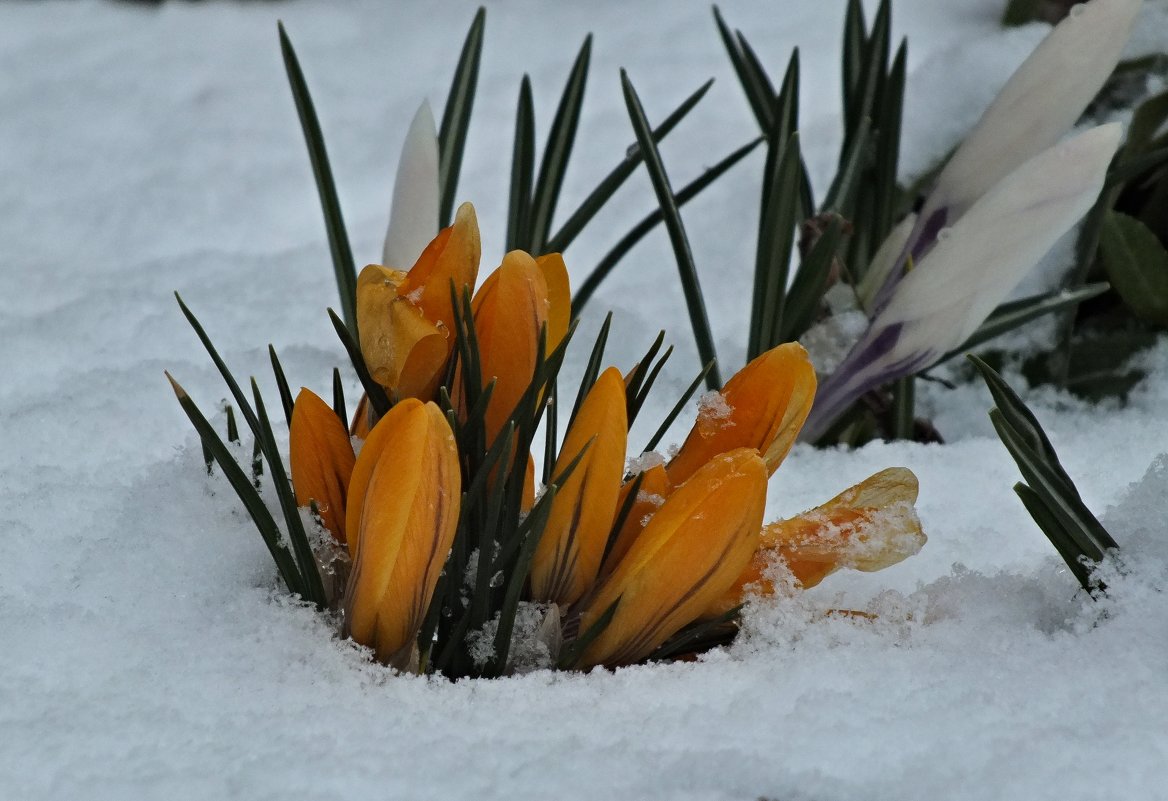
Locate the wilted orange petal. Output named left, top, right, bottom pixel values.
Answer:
left=470, top=251, right=549, bottom=441
left=344, top=398, right=424, bottom=556
left=711, top=467, right=925, bottom=614
left=667, top=343, right=816, bottom=485
left=600, top=462, right=671, bottom=578
left=343, top=401, right=461, bottom=667
left=530, top=367, right=628, bottom=606
left=577, top=448, right=766, bottom=668
left=536, top=252, right=571, bottom=355
left=289, top=388, right=356, bottom=544
left=399, top=202, right=481, bottom=333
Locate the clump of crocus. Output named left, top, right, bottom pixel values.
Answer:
left=173, top=199, right=925, bottom=678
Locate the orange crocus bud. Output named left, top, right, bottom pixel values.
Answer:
left=531, top=368, right=628, bottom=606
left=576, top=448, right=766, bottom=668
left=357, top=202, right=480, bottom=401
left=289, top=388, right=356, bottom=543
left=342, top=401, right=461, bottom=668
left=600, top=462, right=671, bottom=579
left=344, top=398, right=424, bottom=557
left=667, top=343, right=816, bottom=485
left=709, top=467, right=925, bottom=615
left=468, top=250, right=569, bottom=441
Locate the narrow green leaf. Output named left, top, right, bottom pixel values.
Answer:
left=1014, top=482, right=1097, bottom=591
left=506, top=76, right=536, bottom=253
left=176, top=293, right=262, bottom=441
left=528, top=36, right=592, bottom=253
left=1105, top=145, right=1168, bottom=189
left=623, top=330, right=666, bottom=405
left=1099, top=210, right=1168, bottom=325
left=557, top=598, right=620, bottom=670
left=331, top=367, right=346, bottom=427
left=939, top=284, right=1110, bottom=364
left=543, top=380, right=558, bottom=486
left=621, top=70, right=721, bottom=390
left=712, top=6, right=772, bottom=131
left=643, top=360, right=715, bottom=453
left=1002, top=0, right=1043, bottom=26
left=277, top=22, right=357, bottom=336
left=327, top=308, right=392, bottom=417
left=780, top=217, right=843, bottom=342
left=167, top=373, right=304, bottom=596
left=251, top=378, right=327, bottom=608
left=750, top=134, right=803, bottom=358
left=226, top=405, right=239, bottom=444
left=268, top=345, right=295, bottom=427
left=627, top=345, right=673, bottom=427
left=841, top=0, right=867, bottom=134
left=889, top=376, right=914, bottom=440
left=545, top=78, right=715, bottom=254
left=649, top=605, right=740, bottom=661
left=870, top=40, right=906, bottom=246
left=736, top=31, right=779, bottom=125
left=573, top=138, right=762, bottom=315
left=568, top=312, right=613, bottom=433
left=438, top=7, right=486, bottom=227
left=601, top=472, right=646, bottom=570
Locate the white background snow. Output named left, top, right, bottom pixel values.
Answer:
left=3, top=1, right=1168, bottom=799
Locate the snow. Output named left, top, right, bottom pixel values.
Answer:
left=3, top=1, right=1168, bottom=799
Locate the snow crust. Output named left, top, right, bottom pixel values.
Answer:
left=3, top=1, right=1168, bottom=799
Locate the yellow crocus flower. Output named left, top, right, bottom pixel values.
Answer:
left=576, top=448, right=767, bottom=668
left=531, top=367, right=628, bottom=606
left=342, top=401, right=461, bottom=668
left=289, top=387, right=356, bottom=544
left=357, top=202, right=480, bottom=402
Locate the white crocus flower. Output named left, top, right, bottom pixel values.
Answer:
left=803, top=123, right=1122, bottom=441
left=382, top=101, right=441, bottom=269
left=803, top=0, right=1139, bottom=439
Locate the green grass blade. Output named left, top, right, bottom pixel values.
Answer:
left=557, top=598, right=620, bottom=670
left=621, top=70, right=721, bottom=390
left=712, top=6, right=773, bottom=131
left=528, top=36, right=592, bottom=253
left=331, top=367, right=346, bottom=427
left=278, top=22, right=357, bottom=336
left=167, top=373, right=304, bottom=597
left=841, top=0, right=867, bottom=134
left=1014, top=482, right=1097, bottom=590
left=545, top=79, right=714, bottom=254
left=251, top=378, right=327, bottom=607
left=643, top=359, right=715, bottom=453
left=268, top=345, right=295, bottom=427
left=506, top=76, right=536, bottom=253
left=870, top=40, right=906, bottom=244
left=573, top=138, right=762, bottom=315
left=889, top=376, right=914, bottom=440
left=823, top=115, right=870, bottom=214
left=939, top=284, right=1110, bottom=364
left=568, top=312, right=613, bottom=433
left=750, top=134, right=803, bottom=358
left=327, top=308, right=392, bottom=418
left=627, top=346, right=673, bottom=427
left=780, top=216, right=843, bottom=342
left=438, top=7, right=486, bottom=227
left=176, top=293, right=263, bottom=440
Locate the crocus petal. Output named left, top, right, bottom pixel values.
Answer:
left=522, top=453, right=536, bottom=514
left=289, top=388, right=356, bottom=544
left=399, top=201, right=481, bottom=336
left=343, top=401, right=461, bottom=668
left=531, top=368, right=628, bottom=605
left=349, top=392, right=373, bottom=440
left=712, top=468, right=924, bottom=614
left=921, top=0, right=1138, bottom=230
left=803, top=123, right=1122, bottom=441
left=344, top=398, right=424, bottom=556
left=357, top=264, right=448, bottom=400
left=577, top=448, right=766, bottom=668
left=600, top=463, right=671, bottom=578
left=469, top=250, right=550, bottom=441
left=383, top=101, right=441, bottom=270
left=668, top=343, right=816, bottom=484
left=536, top=252, right=572, bottom=355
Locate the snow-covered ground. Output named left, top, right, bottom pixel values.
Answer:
left=3, top=1, right=1168, bottom=799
